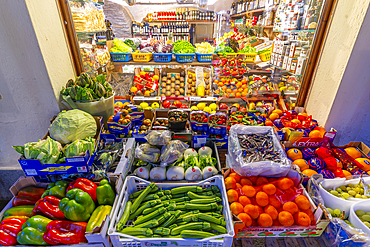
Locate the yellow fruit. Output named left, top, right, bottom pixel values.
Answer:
left=140, top=102, right=149, bottom=108
left=153, top=75, right=159, bottom=81
left=191, top=106, right=199, bottom=111
left=203, top=107, right=212, bottom=113
left=139, top=71, right=146, bottom=76
left=256, top=102, right=263, bottom=107
left=249, top=103, right=255, bottom=110
left=209, top=103, right=217, bottom=111
left=210, top=110, right=216, bottom=114
left=197, top=103, right=206, bottom=110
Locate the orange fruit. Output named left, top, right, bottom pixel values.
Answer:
left=236, top=92, right=242, bottom=97
left=227, top=189, right=239, bottom=203
left=293, top=159, right=309, bottom=171
left=225, top=177, right=236, bottom=190
left=242, top=91, right=248, bottom=97
left=314, top=126, right=326, bottom=135
left=248, top=176, right=258, bottom=185
left=256, top=192, right=269, bottom=207
left=242, top=185, right=256, bottom=197
left=278, top=211, right=294, bottom=226
left=218, top=82, right=224, bottom=87
left=356, top=158, right=370, bottom=171
left=291, top=119, right=301, bottom=125
left=309, top=130, right=323, bottom=138
left=257, top=213, right=273, bottom=227
left=269, top=195, right=282, bottom=209
left=130, top=86, right=138, bottom=93
left=283, top=201, right=299, bottom=215
left=276, top=178, right=294, bottom=190
left=230, top=202, right=244, bottom=215
left=238, top=213, right=253, bottom=227
left=229, top=173, right=241, bottom=183
left=269, top=113, right=279, bottom=121
left=287, top=148, right=303, bottom=161
left=265, top=119, right=273, bottom=126
left=342, top=170, right=353, bottom=179
left=264, top=205, right=278, bottom=220
left=240, top=178, right=253, bottom=186
left=239, top=196, right=252, bottom=206
left=272, top=109, right=283, bottom=116
left=302, top=169, right=318, bottom=177
left=236, top=183, right=242, bottom=189
left=262, top=184, right=277, bottom=195
left=226, top=88, right=232, bottom=93
left=301, top=208, right=315, bottom=224
left=153, top=75, right=159, bottom=81
left=257, top=205, right=264, bottom=215
left=294, top=195, right=311, bottom=210
left=294, top=212, right=311, bottom=226
left=256, top=177, right=269, bottom=186
left=244, top=204, right=260, bottom=219
left=273, top=219, right=281, bottom=226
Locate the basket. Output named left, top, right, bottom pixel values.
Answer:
left=259, top=50, right=272, bottom=62
left=217, top=53, right=238, bottom=58
left=153, top=53, right=173, bottom=63
left=174, top=53, right=195, bottom=63
left=131, top=52, right=153, bottom=62
left=196, top=53, right=214, bottom=62
left=110, top=53, right=132, bottom=62
left=108, top=175, right=234, bottom=247
left=242, top=53, right=258, bottom=62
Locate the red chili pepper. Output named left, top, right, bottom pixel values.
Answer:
left=67, top=178, right=97, bottom=203
left=33, top=196, right=65, bottom=220
left=43, top=220, right=87, bottom=245
left=12, top=187, right=45, bottom=207
left=0, top=217, right=26, bottom=246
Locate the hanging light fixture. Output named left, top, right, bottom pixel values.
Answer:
left=197, top=0, right=207, bottom=7
left=126, top=0, right=136, bottom=6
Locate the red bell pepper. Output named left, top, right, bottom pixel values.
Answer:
left=33, top=196, right=65, bottom=220
left=0, top=217, right=27, bottom=246
left=43, top=220, right=87, bottom=245
left=12, top=186, right=46, bottom=207
left=67, top=178, right=97, bottom=203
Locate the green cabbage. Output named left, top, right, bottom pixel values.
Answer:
left=49, top=110, right=97, bottom=145
left=63, top=137, right=95, bottom=158
left=13, top=137, right=62, bottom=164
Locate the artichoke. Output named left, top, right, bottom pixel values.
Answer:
left=70, top=85, right=79, bottom=100
left=66, top=79, right=75, bottom=88
left=96, top=83, right=106, bottom=98
left=76, top=73, right=90, bottom=88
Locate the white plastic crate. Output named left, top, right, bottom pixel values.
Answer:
left=108, top=175, right=234, bottom=247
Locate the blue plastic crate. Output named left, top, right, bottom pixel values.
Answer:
left=110, top=53, right=132, bottom=62
left=153, top=53, right=172, bottom=63
left=196, top=53, right=214, bottom=62
left=174, top=53, right=195, bottom=63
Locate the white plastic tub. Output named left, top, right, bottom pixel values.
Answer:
left=108, top=175, right=234, bottom=247
left=349, top=200, right=370, bottom=236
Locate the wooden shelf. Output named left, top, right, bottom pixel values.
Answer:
left=111, top=59, right=212, bottom=66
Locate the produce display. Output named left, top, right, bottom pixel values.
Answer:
left=173, top=40, right=196, bottom=54
left=110, top=39, right=134, bottom=53
left=195, top=42, right=215, bottom=54
left=0, top=177, right=115, bottom=245
left=131, top=71, right=160, bottom=96
left=160, top=71, right=186, bottom=97
left=114, top=182, right=227, bottom=239
left=186, top=68, right=212, bottom=97
left=168, top=110, right=188, bottom=122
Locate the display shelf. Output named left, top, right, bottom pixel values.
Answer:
left=69, top=0, right=104, bottom=5
left=133, top=33, right=190, bottom=36
left=133, top=96, right=163, bottom=101
left=273, top=29, right=316, bottom=33
left=111, top=59, right=212, bottom=66
left=189, top=96, right=218, bottom=101
left=148, top=20, right=214, bottom=24
left=270, top=64, right=303, bottom=77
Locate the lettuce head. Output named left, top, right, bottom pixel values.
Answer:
left=49, top=109, right=97, bottom=144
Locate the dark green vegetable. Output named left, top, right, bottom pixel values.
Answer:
left=131, top=183, right=156, bottom=214
left=117, top=201, right=131, bottom=231
left=134, top=207, right=166, bottom=225
left=129, top=199, right=160, bottom=220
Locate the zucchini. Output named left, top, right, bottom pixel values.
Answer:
left=157, top=212, right=172, bottom=225
left=134, top=207, right=166, bottom=225
left=187, top=191, right=219, bottom=200
left=154, top=227, right=171, bottom=236
left=203, top=186, right=220, bottom=193
left=177, top=221, right=187, bottom=226
left=156, top=191, right=165, bottom=197
left=159, top=195, right=172, bottom=201
left=119, top=227, right=153, bottom=236
left=142, top=194, right=160, bottom=202
left=171, top=186, right=202, bottom=195
left=171, top=197, right=191, bottom=203
left=209, top=223, right=227, bottom=234
left=185, top=203, right=218, bottom=211
left=117, top=201, right=132, bottom=231
left=181, top=230, right=215, bottom=239
left=198, top=213, right=226, bottom=226
left=135, top=219, right=159, bottom=228
left=168, top=224, right=177, bottom=230
left=142, top=204, right=164, bottom=215
left=171, top=222, right=210, bottom=235
left=161, top=210, right=182, bottom=228
left=169, top=210, right=183, bottom=215
left=131, top=183, right=156, bottom=214
left=198, top=191, right=215, bottom=196
left=189, top=197, right=221, bottom=204
left=171, top=193, right=187, bottom=199
left=129, top=199, right=160, bottom=220
left=129, top=187, right=159, bottom=199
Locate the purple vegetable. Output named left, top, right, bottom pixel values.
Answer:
left=139, top=41, right=151, bottom=50
left=162, top=44, right=173, bottom=53
left=139, top=47, right=153, bottom=53
left=153, top=43, right=163, bottom=53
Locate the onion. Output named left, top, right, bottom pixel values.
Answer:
left=202, top=166, right=218, bottom=179
left=167, top=166, right=184, bottom=181
left=134, top=166, right=150, bottom=180
left=150, top=167, right=166, bottom=181
left=198, top=146, right=212, bottom=158
left=185, top=166, right=202, bottom=181
left=184, top=148, right=198, bottom=159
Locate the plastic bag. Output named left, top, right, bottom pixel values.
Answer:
left=227, top=125, right=291, bottom=177
left=145, top=130, right=171, bottom=146
left=160, top=140, right=189, bottom=167
left=135, top=143, right=160, bottom=163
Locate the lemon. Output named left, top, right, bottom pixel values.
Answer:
left=197, top=103, right=206, bottom=110
left=210, top=110, right=216, bottom=114
left=256, top=102, right=263, bottom=107
left=249, top=102, right=255, bottom=110
left=191, top=106, right=199, bottom=111
left=140, top=102, right=149, bottom=109
left=203, top=107, right=212, bottom=113
left=209, top=103, right=217, bottom=111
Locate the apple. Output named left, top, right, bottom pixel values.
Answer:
left=174, top=100, right=182, bottom=108
left=163, top=100, right=171, bottom=108
left=151, top=102, right=160, bottom=109
left=219, top=103, right=228, bottom=110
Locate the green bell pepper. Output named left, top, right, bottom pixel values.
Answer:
left=59, top=188, right=95, bottom=221
left=17, top=215, right=52, bottom=245
left=42, top=180, right=69, bottom=199
left=96, top=179, right=115, bottom=206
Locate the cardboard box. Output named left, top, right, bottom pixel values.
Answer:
left=222, top=168, right=330, bottom=238
left=159, top=67, right=187, bottom=98
left=208, top=134, right=228, bottom=149
left=3, top=176, right=117, bottom=247
left=18, top=117, right=103, bottom=176
left=283, top=131, right=337, bottom=148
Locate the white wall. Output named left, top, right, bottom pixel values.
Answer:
left=0, top=0, right=61, bottom=168
left=305, top=0, right=369, bottom=126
